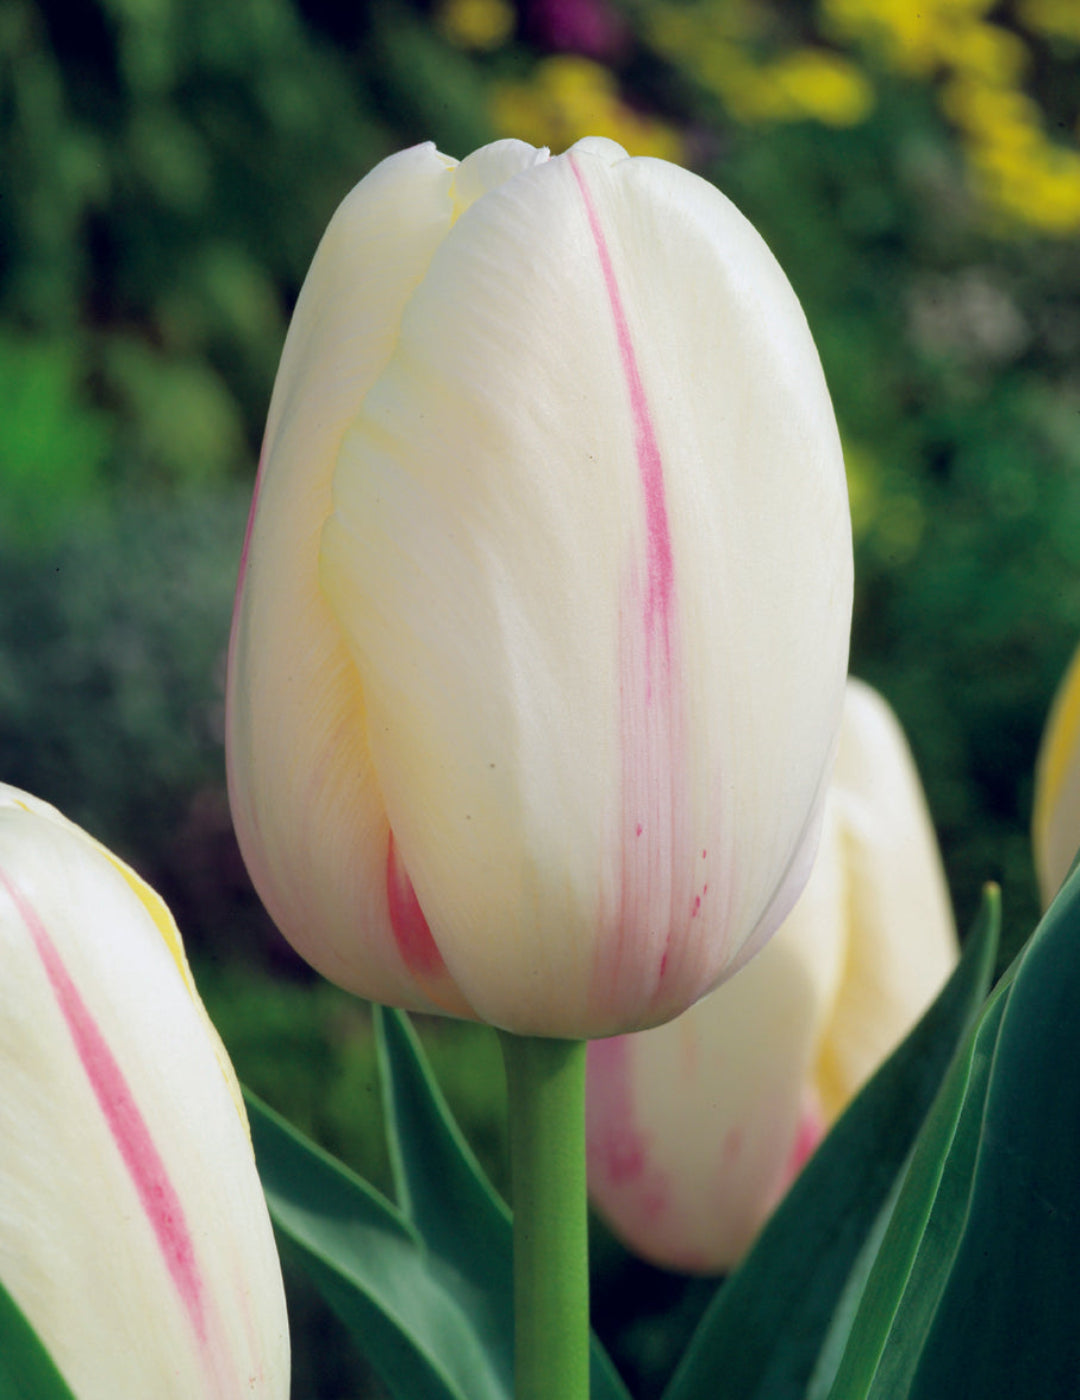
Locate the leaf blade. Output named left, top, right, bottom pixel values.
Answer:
left=375, top=1008, right=633, bottom=1400
left=906, top=858, right=1080, bottom=1396
left=663, top=886, right=1000, bottom=1400
left=0, top=1278, right=78, bottom=1400
left=246, top=1087, right=511, bottom=1400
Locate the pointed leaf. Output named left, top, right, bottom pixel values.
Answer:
left=376, top=1008, right=633, bottom=1400
left=663, top=886, right=1000, bottom=1400
left=830, top=857, right=1080, bottom=1398
left=245, top=1088, right=510, bottom=1400
left=825, top=971, right=1012, bottom=1399
left=375, top=1007, right=514, bottom=1395
left=376, top=1006, right=513, bottom=1286
left=0, top=1279, right=78, bottom=1400
left=910, top=857, right=1080, bottom=1396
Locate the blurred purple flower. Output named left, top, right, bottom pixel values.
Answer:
left=526, top=0, right=629, bottom=61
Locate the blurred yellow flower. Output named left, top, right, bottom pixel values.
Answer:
left=651, top=4, right=871, bottom=127
left=737, top=49, right=873, bottom=126
left=822, top=0, right=954, bottom=74
left=1018, top=0, right=1080, bottom=44
left=935, top=20, right=1027, bottom=86
left=493, top=57, right=684, bottom=160
left=437, top=0, right=515, bottom=50
left=496, top=0, right=1079, bottom=236
left=944, top=77, right=1080, bottom=234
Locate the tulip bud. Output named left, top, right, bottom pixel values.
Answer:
left=0, top=784, right=289, bottom=1397
left=586, top=680, right=958, bottom=1272
left=227, top=136, right=853, bottom=1038
left=1033, top=642, right=1080, bottom=906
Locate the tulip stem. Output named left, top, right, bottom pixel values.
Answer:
left=498, top=1031, right=590, bottom=1400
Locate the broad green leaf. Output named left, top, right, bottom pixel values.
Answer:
left=0, top=1278, right=77, bottom=1400
left=831, top=856, right=1080, bottom=1398
left=246, top=1089, right=510, bottom=1400
left=376, top=1008, right=513, bottom=1301
left=376, top=1008, right=632, bottom=1400
left=805, top=1172, right=903, bottom=1400
left=825, top=971, right=1013, bottom=1399
left=910, top=855, right=1080, bottom=1396
left=662, top=886, right=1000, bottom=1400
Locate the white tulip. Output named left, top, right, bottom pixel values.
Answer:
left=227, top=136, right=852, bottom=1037
left=0, top=784, right=289, bottom=1397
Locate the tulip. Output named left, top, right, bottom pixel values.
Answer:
left=0, top=784, right=289, bottom=1398
left=227, top=135, right=853, bottom=1038
left=586, top=679, right=958, bottom=1272
left=1033, top=641, right=1080, bottom=906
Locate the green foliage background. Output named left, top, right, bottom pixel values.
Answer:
left=2, top=0, right=1079, bottom=1394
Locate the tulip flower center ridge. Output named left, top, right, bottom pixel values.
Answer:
left=570, top=153, right=691, bottom=1010
left=0, top=867, right=209, bottom=1351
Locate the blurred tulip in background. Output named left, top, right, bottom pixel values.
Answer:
left=227, top=135, right=852, bottom=1039
left=1033, top=641, right=1080, bottom=906
left=586, top=679, right=958, bottom=1272
left=0, top=784, right=289, bottom=1399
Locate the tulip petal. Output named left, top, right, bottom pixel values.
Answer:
left=586, top=679, right=958, bottom=1272
left=226, top=142, right=474, bottom=1016
left=586, top=800, right=846, bottom=1272
left=1032, top=640, right=1080, bottom=906
left=451, top=138, right=550, bottom=219
left=0, top=785, right=288, bottom=1399
left=813, top=680, right=958, bottom=1118
left=321, top=140, right=850, bottom=1034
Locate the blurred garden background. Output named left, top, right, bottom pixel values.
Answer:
left=2, top=0, right=1080, bottom=1393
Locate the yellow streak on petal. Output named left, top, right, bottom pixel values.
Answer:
left=7, top=787, right=251, bottom=1134
left=101, top=846, right=250, bottom=1138
left=1034, top=643, right=1080, bottom=901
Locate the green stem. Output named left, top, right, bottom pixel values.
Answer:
left=498, top=1032, right=590, bottom=1400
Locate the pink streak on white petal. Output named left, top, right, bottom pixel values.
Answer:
left=586, top=1037, right=648, bottom=1185
left=386, top=829, right=446, bottom=977
left=777, top=1091, right=826, bottom=1195
left=0, top=866, right=209, bottom=1349
left=586, top=1036, right=669, bottom=1200
left=386, top=831, right=474, bottom=1018
left=569, top=156, right=673, bottom=637
left=569, top=154, right=692, bottom=1021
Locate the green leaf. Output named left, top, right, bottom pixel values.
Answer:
left=0, top=1277, right=77, bottom=1400
left=662, top=885, right=1000, bottom=1400
left=245, top=1088, right=510, bottom=1400
left=376, top=1006, right=515, bottom=1393
left=377, top=1008, right=513, bottom=1285
left=825, top=969, right=1012, bottom=1399
left=376, top=1007, right=632, bottom=1400
left=830, top=856, right=1080, bottom=1398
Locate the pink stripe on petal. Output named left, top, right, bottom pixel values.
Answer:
left=587, top=1036, right=672, bottom=1244
left=0, top=866, right=208, bottom=1347
left=385, top=833, right=475, bottom=1020
left=586, top=1037, right=649, bottom=1185
left=386, top=830, right=447, bottom=977
left=569, top=156, right=674, bottom=634
left=570, top=154, right=693, bottom=1019
left=778, top=1093, right=826, bottom=1194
